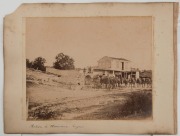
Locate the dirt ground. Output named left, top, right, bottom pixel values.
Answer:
left=27, top=68, right=152, bottom=120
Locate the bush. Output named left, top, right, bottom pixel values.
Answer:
left=26, top=59, right=33, bottom=68
left=120, top=91, right=152, bottom=117
left=38, top=65, right=46, bottom=72
left=96, top=90, right=152, bottom=119
left=26, top=57, right=46, bottom=72
left=29, top=106, right=58, bottom=120
left=32, top=57, right=46, bottom=71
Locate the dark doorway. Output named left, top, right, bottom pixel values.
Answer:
left=122, top=62, right=124, bottom=70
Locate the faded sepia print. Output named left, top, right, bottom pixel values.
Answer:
left=26, top=17, right=152, bottom=120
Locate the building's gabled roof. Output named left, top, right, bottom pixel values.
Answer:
left=109, top=56, right=130, bottom=61
left=98, top=56, right=130, bottom=62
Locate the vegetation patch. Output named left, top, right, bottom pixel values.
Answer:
left=76, top=90, right=152, bottom=120
left=28, top=105, right=60, bottom=120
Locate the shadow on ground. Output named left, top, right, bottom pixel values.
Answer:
left=75, top=90, right=152, bottom=120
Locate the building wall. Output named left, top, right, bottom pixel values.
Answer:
left=97, top=56, right=134, bottom=74
left=111, top=60, right=120, bottom=70
left=125, top=62, right=130, bottom=71
left=98, top=59, right=111, bottom=68
left=98, top=58, right=130, bottom=71
left=111, top=60, right=129, bottom=71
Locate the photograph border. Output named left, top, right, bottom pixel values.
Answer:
left=4, top=3, right=178, bottom=134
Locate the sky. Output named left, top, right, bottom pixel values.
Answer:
left=26, top=17, right=152, bottom=70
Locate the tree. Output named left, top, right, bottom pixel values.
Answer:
left=53, top=53, right=75, bottom=70
left=32, top=57, right=46, bottom=71
left=26, top=59, right=33, bottom=68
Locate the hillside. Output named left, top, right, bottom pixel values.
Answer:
left=26, top=68, right=84, bottom=89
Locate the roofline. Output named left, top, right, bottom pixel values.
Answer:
left=98, top=56, right=130, bottom=62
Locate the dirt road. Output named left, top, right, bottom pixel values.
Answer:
left=27, top=84, right=151, bottom=120
left=27, top=69, right=152, bottom=120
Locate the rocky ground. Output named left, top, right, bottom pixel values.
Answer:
left=26, top=68, right=152, bottom=120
